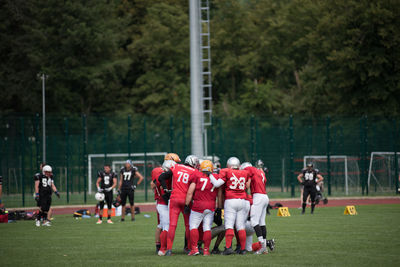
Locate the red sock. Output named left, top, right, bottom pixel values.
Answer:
left=167, top=225, right=177, bottom=250
left=185, top=225, right=191, bottom=249
left=160, top=230, right=168, bottom=251
left=238, top=230, right=246, bottom=250
left=190, top=229, right=199, bottom=250
left=225, top=229, right=235, bottom=248
left=203, top=230, right=211, bottom=250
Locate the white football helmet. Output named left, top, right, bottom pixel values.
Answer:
left=185, top=155, right=199, bottom=169
left=240, top=162, right=252, bottom=170
left=42, top=165, right=52, bottom=173
left=162, top=160, right=176, bottom=172
left=95, top=192, right=105, bottom=201
left=227, top=157, right=240, bottom=169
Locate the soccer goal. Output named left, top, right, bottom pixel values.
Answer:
left=367, top=152, right=400, bottom=192
left=88, top=152, right=167, bottom=194
left=304, top=155, right=361, bottom=195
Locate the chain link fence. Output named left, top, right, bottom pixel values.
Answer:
left=0, top=114, right=399, bottom=207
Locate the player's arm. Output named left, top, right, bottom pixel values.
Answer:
left=150, top=180, right=156, bottom=190
left=51, top=178, right=60, bottom=198
left=135, top=171, right=144, bottom=186
left=185, top=183, right=196, bottom=206
left=96, top=177, right=102, bottom=192
left=118, top=172, right=123, bottom=191
left=316, top=174, right=324, bottom=183
left=297, top=173, right=304, bottom=183
left=158, top=170, right=173, bottom=190
left=209, top=173, right=225, bottom=188
left=34, top=179, right=40, bottom=201
left=217, top=187, right=223, bottom=209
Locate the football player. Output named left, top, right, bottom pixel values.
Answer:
left=151, top=153, right=181, bottom=254
left=34, top=165, right=60, bottom=226
left=297, top=163, right=324, bottom=214
left=184, top=160, right=222, bottom=256
left=240, top=160, right=270, bottom=254
left=118, top=160, right=144, bottom=222
left=209, top=157, right=250, bottom=255
left=96, top=164, right=117, bottom=224
left=158, top=155, right=199, bottom=256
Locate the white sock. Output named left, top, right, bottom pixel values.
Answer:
left=258, top=236, right=264, bottom=243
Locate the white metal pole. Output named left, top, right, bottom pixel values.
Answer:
left=189, top=0, right=204, bottom=157
left=42, top=74, right=46, bottom=163
left=344, top=156, right=348, bottom=195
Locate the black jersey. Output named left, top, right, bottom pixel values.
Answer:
left=0, top=175, right=2, bottom=185
left=98, top=171, right=116, bottom=189
left=34, top=173, right=53, bottom=196
left=120, top=166, right=138, bottom=190
left=302, top=168, right=320, bottom=187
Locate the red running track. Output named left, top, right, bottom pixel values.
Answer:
left=42, top=197, right=400, bottom=215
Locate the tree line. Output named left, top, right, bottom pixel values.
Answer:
left=1, top=0, right=399, bottom=117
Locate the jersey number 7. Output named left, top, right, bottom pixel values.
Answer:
left=200, top=178, right=215, bottom=192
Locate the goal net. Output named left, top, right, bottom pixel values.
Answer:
left=88, top=152, right=167, bottom=194
left=304, top=155, right=361, bottom=195
left=368, top=152, right=400, bottom=192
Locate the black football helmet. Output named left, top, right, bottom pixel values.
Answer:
left=255, top=159, right=264, bottom=169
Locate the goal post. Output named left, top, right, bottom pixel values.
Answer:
left=304, top=155, right=361, bottom=195
left=367, top=152, right=400, bottom=192
left=88, top=152, right=167, bottom=195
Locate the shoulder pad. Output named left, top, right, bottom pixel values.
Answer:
left=301, top=168, right=307, bottom=172
left=132, top=166, right=138, bottom=171
left=97, top=171, right=103, bottom=177
left=314, top=169, right=320, bottom=173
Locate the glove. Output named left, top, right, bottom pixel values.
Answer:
left=214, top=208, right=222, bottom=226
left=131, top=185, right=137, bottom=191
left=55, top=191, right=60, bottom=198
left=97, top=187, right=103, bottom=193
left=162, top=191, right=171, bottom=203
left=105, top=187, right=112, bottom=192
left=117, top=190, right=121, bottom=196
left=184, top=205, right=191, bottom=215
left=35, top=193, right=40, bottom=202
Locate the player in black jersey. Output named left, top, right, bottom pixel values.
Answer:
left=297, top=163, right=324, bottom=214
left=96, top=164, right=117, bottom=224
left=118, top=160, right=144, bottom=221
left=34, top=165, right=60, bottom=226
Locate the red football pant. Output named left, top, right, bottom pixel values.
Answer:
left=167, top=198, right=190, bottom=250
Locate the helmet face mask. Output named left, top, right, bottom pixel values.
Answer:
left=185, top=155, right=200, bottom=169
left=227, top=157, right=240, bottom=169
left=240, top=162, right=252, bottom=170
left=42, top=165, right=52, bottom=176
left=125, top=160, right=132, bottom=169
left=307, top=162, right=313, bottom=169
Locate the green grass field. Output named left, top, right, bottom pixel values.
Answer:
left=1, top=204, right=400, bottom=266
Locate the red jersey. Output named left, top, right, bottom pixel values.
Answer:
left=219, top=168, right=249, bottom=200
left=191, top=172, right=218, bottom=213
left=170, top=164, right=197, bottom=199
left=151, top=167, right=170, bottom=205
left=245, top=166, right=267, bottom=195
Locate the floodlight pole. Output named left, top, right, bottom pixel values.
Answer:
left=40, top=73, right=47, bottom=162
left=189, top=0, right=204, bottom=157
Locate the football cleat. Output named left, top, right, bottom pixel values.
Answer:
left=238, top=249, right=247, bottom=255
left=323, top=198, right=328, bottom=205
left=235, top=244, right=241, bottom=254
left=107, top=219, right=113, bottom=224
left=165, top=250, right=172, bottom=256
left=96, top=219, right=102, bottom=224
left=188, top=248, right=199, bottom=256
left=121, top=218, right=125, bottom=222
left=42, top=221, right=51, bottom=227
left=203, top=248, right=210, bottom=256
left=35, top=220, right=41, bottom=227
left=223, top=247, right=234, bottom=255
left=131, top=217, right=135, bottom=221
left=211, top=248, right=221, bottom=254
left=158, top=250, right=166, bottom=256
left=267, top=239, right=275, bottom=251
left=183, top=247, right=190, bottom=254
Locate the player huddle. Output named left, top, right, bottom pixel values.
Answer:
left=151, top=153, right=275, bottom=256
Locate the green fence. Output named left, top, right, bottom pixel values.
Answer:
left=0, top=115, right=399, bottom=208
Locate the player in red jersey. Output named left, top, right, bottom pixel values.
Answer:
left=184, top=160, right=222, bottom=256
left=151, top=153, right=181, bottom=254
left=158, top=155, right=200, bottom=256
left=241, top=159, right=270, bottom=254
left=209, top=157, right=251, bottom=255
